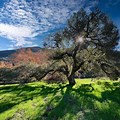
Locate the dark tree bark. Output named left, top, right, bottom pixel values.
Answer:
left=68, top=74, right=76, bottom=86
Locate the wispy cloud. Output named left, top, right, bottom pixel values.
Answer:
left=0, top=0, right=97, bottom=48
left=0, top=23, right=37, bottom=46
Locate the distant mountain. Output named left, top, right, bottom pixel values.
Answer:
left=0, top=50, right=16, bottom=58
left=0, top=47, right=41, bottom=58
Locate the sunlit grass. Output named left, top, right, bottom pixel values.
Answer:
left=0, top=79, right=120, bottom=120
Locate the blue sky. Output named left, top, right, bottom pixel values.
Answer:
left=0, top=0, right=120, bottom=50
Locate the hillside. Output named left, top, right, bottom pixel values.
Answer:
left=0, top=79, right=120, bottom=120
left=0, top=47, right=41, bottom=58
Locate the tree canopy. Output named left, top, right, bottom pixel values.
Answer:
left=43, top=9, right=120, bottom=85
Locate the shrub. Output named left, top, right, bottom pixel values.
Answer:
left=0, top=64, right=37, bottom=84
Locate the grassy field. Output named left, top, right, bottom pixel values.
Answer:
left=0, top=78, right=120, bottom=120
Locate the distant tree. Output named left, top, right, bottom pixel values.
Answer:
left=43, top=9, right=119, bottom=85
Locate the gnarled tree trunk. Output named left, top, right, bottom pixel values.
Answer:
left=68, top=74, right=76, bottom=86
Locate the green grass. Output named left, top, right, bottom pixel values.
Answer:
left=0, top=79, right=120, bottom=120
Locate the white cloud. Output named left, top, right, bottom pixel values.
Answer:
left=0, top=24, right=34, bottom=38
left=0, top=23, right=37, bottom=46
left=0, top=0, right=97, bottom=48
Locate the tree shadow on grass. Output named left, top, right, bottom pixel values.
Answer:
left=0, top=83, right=66, bottom=114
left=0, top=102, right=17, bottom=113
left=101, top=87, right=120, bottom=105
left=38, top=84, right=97, bottom=120
left=0, top=81, right=120, bottom=120
left=36, top=82, right=120, bottom=120
left=41, top=85, right=75, bottom=120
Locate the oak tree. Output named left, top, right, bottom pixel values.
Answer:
left=44, top=9, right=119, bottom=85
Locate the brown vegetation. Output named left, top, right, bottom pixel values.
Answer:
left=0, top=61, right=13, bottom=68
left=10, top=48, right=50, bottom=66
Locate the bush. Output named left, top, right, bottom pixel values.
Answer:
left=0, top=63, right=67, bottom=85
left=0, top=64, right=37, bottom=84
left=0, top=68, right=18, bottom=84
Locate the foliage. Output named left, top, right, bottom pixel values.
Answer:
left=0, top=63, right=67, bottom=84
left=0, top=68, right=17, bottom=84
left=0, top=79, right=120, bottom=120
left=44, top=9, right=120, bottom=85
left=0, top=61, right=13, bottom=68
left=0, top=64, right=37, bottom=84
left=10, top=48, right=50, bottom=66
